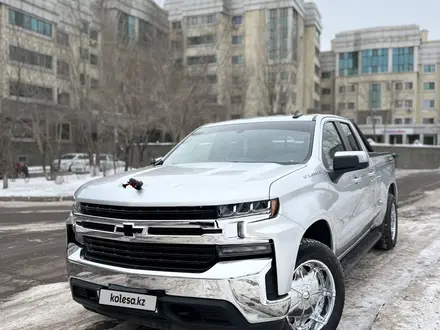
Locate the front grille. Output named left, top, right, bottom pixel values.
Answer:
left=82, top=236, right=218, bottom=273
left=80, top=203, right=218, bottom=220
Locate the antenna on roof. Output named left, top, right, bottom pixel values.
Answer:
left=292, top=111, right=303, bottom=119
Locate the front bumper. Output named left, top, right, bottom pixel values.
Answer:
left=67, top=246, right=291, bottom=329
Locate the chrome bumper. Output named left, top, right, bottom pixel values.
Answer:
left=67, top=245, right=291, bottom=324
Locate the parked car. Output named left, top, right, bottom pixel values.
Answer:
left=71, top=154, right=125, bottom=173
left=52, top=153, right=87, bottom=172
left=66, top=114, right=398, bottom=330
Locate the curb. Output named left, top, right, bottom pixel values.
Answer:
left=0, top=196, right=74, bottom=202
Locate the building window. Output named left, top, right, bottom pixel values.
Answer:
left=231, top=96, right=242, bottom=104
left=268, top=8, right=295, bottom=61
left=90, top=54, right=98, bottom=65
left=322, top=88, right=331, bottom=95
left=57, top=123, right=71, bottom=141
left=405, top=100, right=413, bottom=108
left=187, top=35, right=216, bottom=46
left=56, top=31, right=69, bottom=46
left=314, top=65, right=320, bottom=76
left=90, top=30, right=99, bottom=47
left=79, top=47, right=89, bottom=60
left=404, top=118, right=413, bottom=124
left=118, top=12, right=136, bottom=42
left=90, top=78, right=99, bottom=89
left=9, top=45, right=52, bottom=70
left=80, top=73, right=86, bottom=86
left=395, top=82, right=403, bottom=90
left=232, top=15, right=243, bottom=25
left=232, top=35, right=243, bottom=45
left=339, top=51, right=359, bottom=76
left=57, top=60, right=70, bottom=78
left=57, top=90, right=70, bottom=106
left=172, top=21, right=181, bottom=29
left=424, top=82, right=435, bottom=91
left=423, top=118, right=435, bottom=124
left=339, top=86, right=346, bottom=93
left=366, top=116, right=382, bottom=125
left=186, top=55, right=216, bottom=66
left=315, top=47, right=320, bottom=57
left=9, top=81, right=53, bottom=101
left=207, top=75, right=217, bottom=83
left=347, top=102, right=355, bottom=110
left=368, top=83, right=381, bottom=109
left=321, top=71, right=332, bottom=79
left=314, top=83, right=319, bottom=93
left=349, top=84, right=356, bottom=92
left=424, top=64, right=436, bottom=73
left=405, top=82, right=413, bottom=90
left=338, top=102, right=346, bottom=110
left=423, top=100, right=435, bottom=109
left=392, top=47, right=414, bottom=72
left=231, top=55, right=243, bottom=65
left=322, top=104, right=331, bottom=111
left=12, top=120, right=33, bottom=140
left=80, top=20, right=89, bottom=34
left=187, top=14, right=217, bottom=27
left=361, top=48, right=388, bottom=73
left=394, top=118, right=402, bottom=125
left=8, top=9, right=52, bottom=37
left=280, top=72, right=288, bottom=81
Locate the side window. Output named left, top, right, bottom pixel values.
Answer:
left=322, top=122, right=345, bottom=169
left=339, top=122, right=361, bottom=151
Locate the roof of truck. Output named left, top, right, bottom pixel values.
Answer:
left=204, top=114, right=345, bottom=128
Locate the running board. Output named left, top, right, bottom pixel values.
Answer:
left=340, top=227, right=382, bottom=274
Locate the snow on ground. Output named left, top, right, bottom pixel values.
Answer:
left=0, top=167, right=130, bottom=198
left=0, top=174, right=97, bottom=198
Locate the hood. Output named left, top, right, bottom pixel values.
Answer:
left=74, top=162, right=306, bottom=206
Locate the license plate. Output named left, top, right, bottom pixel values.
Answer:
left=99, top=289, right=157, bottom=311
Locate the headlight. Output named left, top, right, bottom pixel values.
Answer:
left=217, top=199, right=279, bottom=219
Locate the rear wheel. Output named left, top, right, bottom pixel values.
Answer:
left=374, top=193, right=398, bottom=250
left=286, top=239, right=345, bottom=330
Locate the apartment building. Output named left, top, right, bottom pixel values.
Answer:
left=0, top=0, right=167, bottom=165
left=320, top=25, right=440, bottom=145
left=164, top=0, right=322, bottom=119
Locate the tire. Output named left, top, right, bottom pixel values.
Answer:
left=374, top=193, right=398, bottom=250
left=286, top=239, right=345, bottom=330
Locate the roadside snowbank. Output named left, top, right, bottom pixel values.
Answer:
left=0, top=167, right=130, bottom=198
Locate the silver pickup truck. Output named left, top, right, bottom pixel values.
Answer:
left=66, top=114, right=398, bottom=330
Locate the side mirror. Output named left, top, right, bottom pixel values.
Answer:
left=333, top=151, right=369, bottom=173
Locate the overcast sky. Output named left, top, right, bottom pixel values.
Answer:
left=153, top=0, right=439, bottom=51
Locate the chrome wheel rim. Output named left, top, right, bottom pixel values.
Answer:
left=287, top=260, right=336, bottom=330
left=390, top=202, right=397, bottom=241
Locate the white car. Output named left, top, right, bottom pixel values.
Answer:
left=71, top=154, right=125, bottom=173
left=52, top=153, right=87, bottom=172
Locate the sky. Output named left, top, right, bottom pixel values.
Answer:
left=153, top=0, right=440, bottom=51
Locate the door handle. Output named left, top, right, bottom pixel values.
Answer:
left=353, top=177, right=361, bottom=184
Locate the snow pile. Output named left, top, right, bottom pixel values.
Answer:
left=0, top=167, right=131, bottom=198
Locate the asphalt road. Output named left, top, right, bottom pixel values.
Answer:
left=0, top=171, right=440, bottom=330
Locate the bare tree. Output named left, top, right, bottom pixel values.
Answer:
left=5, top=19, right=66, bottom=177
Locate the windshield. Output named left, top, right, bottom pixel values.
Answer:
left=164, top=121, right=315, bottom=165
left=61, top=155, right=75, bottom=160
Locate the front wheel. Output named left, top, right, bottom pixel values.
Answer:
left=286, top=239, right=345, bottom=330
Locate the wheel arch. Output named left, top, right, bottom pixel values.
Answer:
left=302, top=219, right=334, bottom=251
